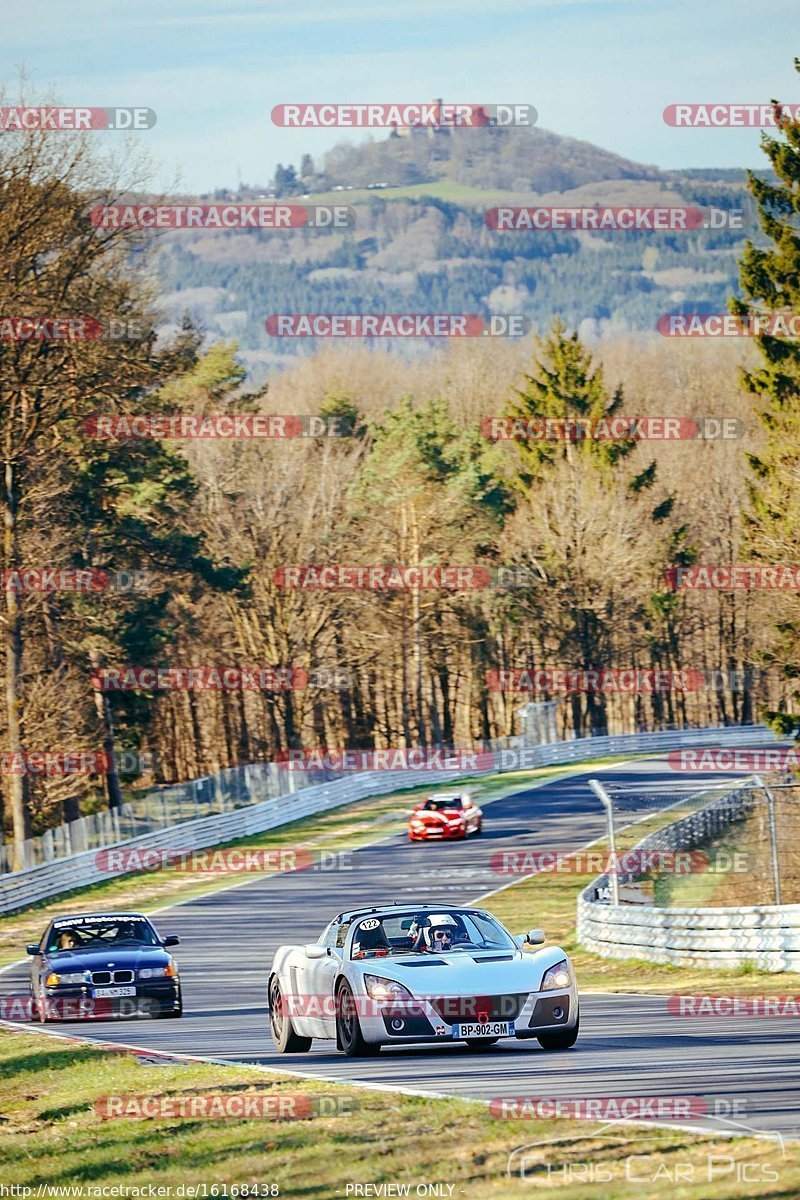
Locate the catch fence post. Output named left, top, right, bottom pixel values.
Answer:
left=589, top=778, right=619, bottom=906
left=754, top=774, right=782, bottom=906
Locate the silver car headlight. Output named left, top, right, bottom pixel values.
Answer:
left=363, top=974, right=414, bottom=1002
left=540, top=959, right=571, bottom=991
left=51, top=972, right=85, bottom=985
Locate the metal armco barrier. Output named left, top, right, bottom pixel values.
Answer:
left=0, top=723, right=775, bottom=914
left=577, top=780, right=800, bottom=972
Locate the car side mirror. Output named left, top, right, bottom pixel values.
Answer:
left=304, top=944, right=327, bottom=959
left=26, top=944, right=39, bottom=955
left=163, top=935, right=180, bottom=947
left=525, top=929, right=545, bottom=946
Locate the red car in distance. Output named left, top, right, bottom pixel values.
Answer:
left=408, top=792, right=483, bottom=841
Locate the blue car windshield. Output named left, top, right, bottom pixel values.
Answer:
left=46, top=919, right=159, bottom=953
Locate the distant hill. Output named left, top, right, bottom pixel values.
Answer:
left=319, top=124, right=667, bottom=193
left=153, top=125, right=757, bottom=380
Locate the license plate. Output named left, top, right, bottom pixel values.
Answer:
left=453, top=1020, right=514, bottom=1038
left=92, top=986, right=136, bottom=998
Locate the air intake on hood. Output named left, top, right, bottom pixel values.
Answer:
left=471, top=954, right=515, bottom=963
left=396, top=959, right=447, bottom=966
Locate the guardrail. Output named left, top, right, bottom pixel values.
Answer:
left=0, top=760, right=327, bottom=875
left=0, top=723, right=775, bottom=915
left=7, top=724, right=759, bottom=875
left=577, top=782, right=800, bottom=972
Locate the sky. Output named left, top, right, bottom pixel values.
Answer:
left=3, top=0, right=798, bottom=191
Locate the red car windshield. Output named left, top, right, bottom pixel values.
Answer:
left=422, top=798, right=464, bottom=812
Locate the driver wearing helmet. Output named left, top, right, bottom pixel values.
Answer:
left=427, top=925, right=454, bottom=952
left=412, top=913, right=459, bottom=953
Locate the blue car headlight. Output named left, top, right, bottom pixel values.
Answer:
left=540, top=959, right=571, bottom=991
left=139, top=964, right=176, bottom=980
left=48, top=972, right=85, bottom=985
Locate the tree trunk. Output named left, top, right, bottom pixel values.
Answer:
left=187, top=690, right=204, bottom=772
left=235, top=688, right=250, bottom=761
left=89, top=649, right=124, bottom=810
left=3, top=460, right=30, bottom=866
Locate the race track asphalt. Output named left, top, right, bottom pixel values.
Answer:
left=3, top=755, right=799, bottom=1142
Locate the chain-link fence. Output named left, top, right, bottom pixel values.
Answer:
left=0, top=760, right=329, bottom=874
left=587, top=772, right=800, bottom=907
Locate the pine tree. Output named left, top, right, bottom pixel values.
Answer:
left=504, top=318, right=634, bottom=484
left=500, top=320, right=674, bottom=736
left=734, top=59, right=800, bottom=734
left=273, top=164, right=299, bottom=197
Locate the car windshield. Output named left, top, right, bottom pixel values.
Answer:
left=45, top=918, right=160, bottom=953
left=422, top=798, right=463, bottom=811
left=349, top=910, right=515, bottom=959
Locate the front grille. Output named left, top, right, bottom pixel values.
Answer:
left=91, top=970, right=134, bottom=986
left=429, top=993, right=526, bottom=1022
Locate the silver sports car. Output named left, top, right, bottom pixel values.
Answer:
left=268, top=903, right=579, bottom=1056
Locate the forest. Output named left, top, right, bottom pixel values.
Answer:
left=0, top=86, right=798, bottom=857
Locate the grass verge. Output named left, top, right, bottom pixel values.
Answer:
left=661, top=797, right=800, bottom=908
left=482, top=799, right=800, bottom=994
left=0, top=1028, right=793, bottom=1199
